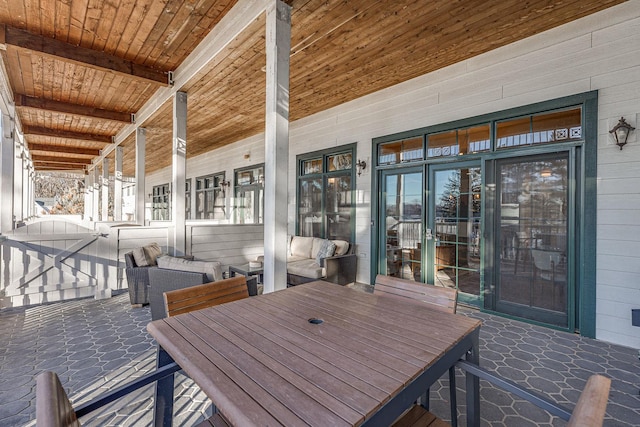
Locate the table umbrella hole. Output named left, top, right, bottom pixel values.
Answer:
left=308, top=318, right=324, bottom=325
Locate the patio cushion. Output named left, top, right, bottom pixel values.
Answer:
left=132, top=242, right=162, bottom=267
left=290, top=236, right=314, bottom=258
left=157, top=256, right=222, bottom=282
left=287, top=259, right=324, bottom=279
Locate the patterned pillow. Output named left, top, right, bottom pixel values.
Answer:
left=315, top=240, right=336, bottom=264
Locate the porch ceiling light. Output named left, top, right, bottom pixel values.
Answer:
left=609, top=117, right=635, bottom=150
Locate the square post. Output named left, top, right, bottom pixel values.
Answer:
left=135, top=128, right=146, bottom=225
left=0, top=113, right=14, bottom=233
left=114, top=146, right=123, bottom=221
left=171, top=92, right=187, bottom=256
left=263, top=0, right=291, bottom=293
left=102, top=158, right=109, bottom=221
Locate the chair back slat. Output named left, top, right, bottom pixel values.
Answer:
left=36, top=371, right=80, bottom=427
left=374, top=274, right=457, bottom=314
left=567, top=374, right=611, bottom=427
left=164, top=276, right=249, bottom=317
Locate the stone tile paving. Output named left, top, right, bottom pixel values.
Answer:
left=1, top=288, right=639, bottom=426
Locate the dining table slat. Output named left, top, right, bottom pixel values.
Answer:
left=147, top=280, right=482, bottom=427
left=208, top=303, right=385, bottom=412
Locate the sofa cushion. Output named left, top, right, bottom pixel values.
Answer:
left=332, top=240, right=349, bottom=256
left=156, top=256, right=222, bottom=282
left=287, top=259, right=325, bottom=279
left=290, top=236, right=314, bottom=258
left=315, top=239, right=336, bottom=264
left=132, top=242, right=162, bottom=267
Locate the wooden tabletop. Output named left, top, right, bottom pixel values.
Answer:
left=147, top=280, right=481, bottom=426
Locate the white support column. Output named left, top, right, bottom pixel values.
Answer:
left=263, top=0, right=291, bottom=293
left=0, top=113, right=15, bottom=233
left=171, top=91, right=187, bottom=256
left=101, top=158, right=109, bottom=221
left=84, top=171, right=91, bottom=222
left=22, top=152, right=29, bottom=220
left=13, top=148, right=23, bottom=222
left=92, top=167, right=100, bottom=223
left=114, top=146, right=123, bottom=221
left=135, top=128, right=146, bottom=225
left=28, top=167, right=34, bottom=218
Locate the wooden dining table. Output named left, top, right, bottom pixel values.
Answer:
left=147, top=280, right=482, bottom=426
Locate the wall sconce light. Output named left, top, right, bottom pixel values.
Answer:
left=356, top=159, right=366, bottom=177
left=609, top=116, right=635, bottom=150
left=220, top=179, right=230, bottom=196
left=147, top=193, right=152, bottom=199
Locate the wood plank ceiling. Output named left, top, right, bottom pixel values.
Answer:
left=0, top=0, right=626, bottom=176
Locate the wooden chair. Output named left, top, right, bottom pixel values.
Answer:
left=163, top=275, right=249, bottom=317
left=35, top=365, right=195, bottom=427
left=392, top=372, right=611, bottom=427
left=374, top=275, right=459, bottom=425
left=374, top=274, right=458, bottom=314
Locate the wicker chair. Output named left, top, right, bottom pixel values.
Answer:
left=124, top=252, right=152, bottom=306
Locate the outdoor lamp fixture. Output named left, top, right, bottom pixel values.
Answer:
left=609, top=116, right=635, bottom=150
left=356, top=159, right=367, bottom=176
left=220, top=179, right=230, bottom=197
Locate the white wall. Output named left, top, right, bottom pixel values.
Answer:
left=146, top=1, right=640, bottom=348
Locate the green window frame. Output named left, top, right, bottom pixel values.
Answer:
left=371, top=91, right=598, bottom=337
left=151, top=183, right=170, bottom=220
left=234, top=164, right=264, bottom=224
left=195, top=172, right=225, bottom=220
left=296, top=144, right=356, bottom=242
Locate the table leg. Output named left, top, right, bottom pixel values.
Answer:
left=153, top=345, right=175, bottom=427
left=465, top=328, right=480, bottom=427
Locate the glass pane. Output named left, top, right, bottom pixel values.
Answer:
left=298, top=177, right=323, bottom=237
left=328, top=153, right=352, bottom=171
left=498, top=156, right=568, bottom=326
left=461, top=125, right=491, bottom=154
left=428, top=130, right=457, bottom=158
left=326, top=175, right=352, bottom=240
left=378, top=137, right=423, bottom=165
left=384, top=172, right=422, bottom=280
left=303, top=158, right=322, bottom=175
left=497, top=117, right=531, bottom=148
left=434, top=167, right=481, bottom=295
left=532, top=108, right=582, bottom=142
left=497, top=107, right=582, bottom=149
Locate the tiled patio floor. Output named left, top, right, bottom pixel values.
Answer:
left=1, top=286, right=638, bottom=426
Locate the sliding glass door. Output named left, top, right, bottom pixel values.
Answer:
left=494, top=154, right=570, bottom=327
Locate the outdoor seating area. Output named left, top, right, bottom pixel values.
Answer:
left=1, top=284, right=638, bottom=426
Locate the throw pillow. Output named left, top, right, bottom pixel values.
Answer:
left=131, top=242, right=162, bottom=267
left=143, top=243, right=162, bottom=265
left=315, top=239, right=336, bottom=264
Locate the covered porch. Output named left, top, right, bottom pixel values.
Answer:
left=1, top=0, right=640, bottom=425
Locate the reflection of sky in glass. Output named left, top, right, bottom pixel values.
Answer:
left=386, top=173, right=422, bottom=205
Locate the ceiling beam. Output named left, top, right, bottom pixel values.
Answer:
left=22, top=124, right=112, bottom=144
left=31, top=155, right=92, bottom=165
left=0, top=25, right=169, bottom=86
left=15, top=94, right=132, bottom=123
left=27, top=143, right=100, bottom=156
left=32, top=162, right=86, bottom=171
left=22, top=125, right=112, bottom=147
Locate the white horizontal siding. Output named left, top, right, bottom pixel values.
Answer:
left=145, top=1, right=640, bottom=347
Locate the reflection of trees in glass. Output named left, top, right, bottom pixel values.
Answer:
left=436, top=169, right=481, bottom=219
